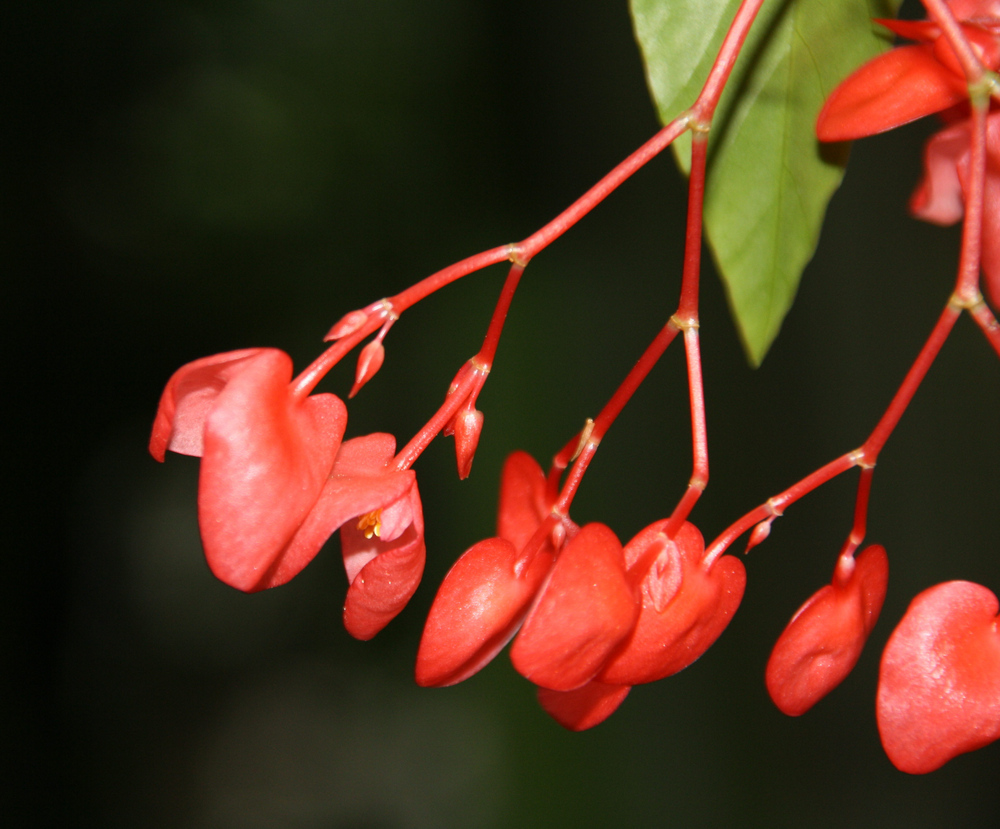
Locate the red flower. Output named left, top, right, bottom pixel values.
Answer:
left=817, top=5, right=1000, bottom=305
left=877, top=580, right=1000, bottom=773
left=150, top=348, right=347, bottom=592
left=415, top=452, right=566, bottom=687
left=539, top=519, right=746, bottom=731
left=765, top=544, right=888, bottom=717
left=509, top=522, right=638, bottom=692
left=299, top=432, right=425, bottom=640
left=419, top=453, right=745, bottom=730
left=816, top=5, right=1000, bottom=142
left=910, top=111, right=1000, bottom=306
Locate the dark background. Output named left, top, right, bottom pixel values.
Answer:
left=5, top=1, right=999, bottom=826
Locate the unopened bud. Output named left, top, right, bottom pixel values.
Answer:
left=746, top=519, right=772, bottom=552
left=454, top=408, right=484, bottom=479
left=349, top=340, right=385, bottom=398
left=326, top=310, right=369, bottom=341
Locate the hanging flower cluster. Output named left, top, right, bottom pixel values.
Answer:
left=149, top=0, right=1000, bottom=775
left=802, top=0, right=1000, bottom=774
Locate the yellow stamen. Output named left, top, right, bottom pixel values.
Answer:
left=357, top=509, right=383, bottom=539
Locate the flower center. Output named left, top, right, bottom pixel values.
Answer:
left=357, top=509, right=383, bottom=539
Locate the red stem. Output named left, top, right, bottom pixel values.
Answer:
left=837, top=466, right=874, bottom=565
left=551, top=320, right=681, bottom=515
left=970, top=299, right=1000, bottom=357
left=860, top=302, right=960, bottom=462
left=704, top=451, right=859, bottom=566
left=478, top=264, right=524, bottom=367
left=392, top=264, right=525, bottom=471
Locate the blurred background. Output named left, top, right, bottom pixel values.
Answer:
left=5, top=0, right=1000, bottom=826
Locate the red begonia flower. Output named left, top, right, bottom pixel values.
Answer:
left=877, top=580, right=1000, bottom=773
left=597, top=519, right=746, bottom=686
left=149, top=348, right=347, bottom=592
left=415, top=451, right=566, bottom=687
left=816, top=6, right=1000, bottom=143
left=285, top=432, right=424, bottom=640
left=510, top=522, right=638, bottom=692
left=415, top=535, right=555, bottom=687
left=910, top=112, right=1000, bottom=306
left=765, top=544, right=889, bottom=717
left=816, top=43, right=968, bottom=142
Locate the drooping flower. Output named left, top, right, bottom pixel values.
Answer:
left=537, top=519, right=746, bottom=731
left=150, top=348, right=347, bottom=592
left=415, top=451, right=567, bottom=687
left=509, top=522, right=638, bottom=692
left=765, top=544, right=889, bottom=717
left=598, top=519, right=746, bottom=686
left=877, top=580, right=1000, bottom=773
left=297, top=432, right=425, bottom=640
left=816, top=5, right=1000, bottom=143
left=817, top=5, right=1000, bottom=305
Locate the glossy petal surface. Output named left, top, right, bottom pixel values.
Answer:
left=195, top=350, right=347, bottom=592
left=415, top=536, right=554, bottom=687
left=599, top=520, right=745, bottom=686
left=766, top=545, right=888, bottom=716
left=497, top=451, right=551, bottom=551
left=511, top=523, right=637, bottom=692
left=877, top=580, right=1000, bottom=774
left=816, top=45, right=966, bottom=142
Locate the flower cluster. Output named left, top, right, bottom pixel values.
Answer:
left=792, top=0, right=1000, bottom=773
left=148, top=0, right=1000, bottom=778
left=416, top=452, right=746, bottom=729
left=150, top=345, right=424, bottom=640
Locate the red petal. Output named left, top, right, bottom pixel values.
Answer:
left=765, top=545, right=888, bottom=717
left=497, top=451, right=550, bottom=550
left=536, top=680, right=631, bottom=731
left=599, top=520, right=745, bottom=686
left=341, top=485, right=425, bottom=640
left=874, top=19, right=940, bottom=43
left=817, top=45, right=966, bottom=142
left=951, top=1, right=1000, bottom=21
left=910, top=119, right=970, bottom=225
left=510, top=523, right=638, bottom=691
left=197, top=350, right=347, bottom=592
left=149, top=348, right=269, bottom=461
left=415, top=536, right=554, bottom=687
left=877, top=581, right=1000, bottom=774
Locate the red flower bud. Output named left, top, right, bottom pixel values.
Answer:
left=453, top=407, right=484, bottom=480
left=765, top=544, right=888, bottom=717
left=325, top=309, right=369, bottom=340
left=350, top=339, right=385, bottom=397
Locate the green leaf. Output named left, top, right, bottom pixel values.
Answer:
left=631, top=0, right=901, bottom=365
